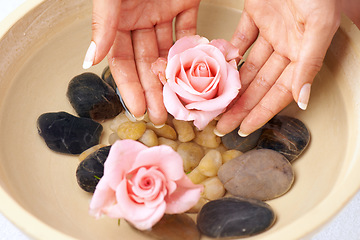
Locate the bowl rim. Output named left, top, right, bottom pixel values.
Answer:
left=1, top=0, right=360, bottom=239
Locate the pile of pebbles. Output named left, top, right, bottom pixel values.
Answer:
left=37, top=67, right=310, bottom=239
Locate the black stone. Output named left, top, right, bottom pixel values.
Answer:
left=221, top=127, right=263, bottom=152
left=101, top=66, right=117, bottom=91
left=67, top=72, right=122, bottom=120
left=76, top=146, right=111, bottom=193
left=257, top=115, right=310, bottom=162
left=37, top=111, right=103, bottom=154
left=197, top=197, right=275, bottom=238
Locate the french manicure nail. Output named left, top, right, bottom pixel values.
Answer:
left=152, top=123, right=165, bottom=129
left=213, top=128, right=225, bottom=137
left=238, top=129, right=248, bottom=137
left=82, top=41, right=96, bottom=69
left=298, top=83, right=311, bottom=110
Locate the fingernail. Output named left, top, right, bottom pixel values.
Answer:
left=83, top=41, right=96, bottom=69
left=152, top=123, right=165, bottom=129
left=135, top=114, right=146, bottom=121
left=238, top=129, right=248, bottom=137
left=298, top=83, right=311, bottom=110
left=213, top=128, right=225, bottom=137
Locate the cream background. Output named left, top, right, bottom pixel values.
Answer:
left=0, top=0, right=359, bottom=239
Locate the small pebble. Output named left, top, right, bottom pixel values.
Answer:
left=172, top=118, right=195, bottom=142
left=117, top=121, right=146, bottom=140
left=177, top=142, right=204, bottom=172
left=108, top=132, right=120, bottom=145
left=257, top=115, right=310, bottom=162
left=147, top=123, right=177, bottom=140
left=194, top=122, right=221, bottom=148
left=109, top=112, right=130, bottom=132
left=187, top=167, right=207, bottom=184
left=197, top=150, right=222, bottom=177
left=201, top=177, right=225, bottom=200
left=221, top=149, right=243, bottom=164
left=197, top=197, right=275, bottom=238
left=158, top=137, right=178, bottom=151
left=218, top=149, right=294, bottom=200
left=138, top=129, right=158, bottom=147
left=37, top=112, right=103, bottom=154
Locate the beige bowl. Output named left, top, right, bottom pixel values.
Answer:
left=1, top=0, right=360, bottom=239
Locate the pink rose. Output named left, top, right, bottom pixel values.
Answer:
left=152, top=35, right=241, bottom=130
left=89, top=140, right=203, bottom=230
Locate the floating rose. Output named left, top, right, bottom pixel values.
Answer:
left=152, top=35, right=241, bottom=130
left=89, top=140, right=203, bottom=230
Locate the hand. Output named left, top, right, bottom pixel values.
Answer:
left=83, top=0, right=201, bottom=125
left=215, top=0, right=341, bottom=137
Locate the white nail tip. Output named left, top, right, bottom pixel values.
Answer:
left=82, top=41, right=96, bottom=69
left=213, top=129, right=225, bottom=137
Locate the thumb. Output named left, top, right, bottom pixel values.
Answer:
left=83, top=0, right=122, bottom=69
left=292, top=16, right=340, bottom=110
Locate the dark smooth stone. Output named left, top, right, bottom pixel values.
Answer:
left=257, top=115, right=310, bottom=162
left=76, top=146, right=111, bottom=193
left=197, top=197, right=275, bottom=238
left=37, top=111, right=103, bottom=154
left=221, top=127, right=263, bottom=152
left=67, top=72, right=122, bottom=120
left=218, top=149, right=294, bottom=200
left=101, top=66, right=117, bottom=91
left=132, top=214, right=200, bottom=240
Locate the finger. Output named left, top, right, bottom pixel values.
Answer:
left=155, top=22, right=174, bottom=58
left=231, top=10, right=259, bottom=56
left=215, top=52, right=289, bottom=135
left=107, top=30, right=147, bottom=119
left=84, top=0, right=122, bottom=69
left=132, top=28, right=168, bottom=125
left=175, top=6, right=199, bottom=40
left=292, top=16, right=340, bottom=110
left=239, top=63, right=295, bottom=136
left=239, top=35, right=273, bottom=94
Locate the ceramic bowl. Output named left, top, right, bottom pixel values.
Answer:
left=1, top=0, right=360, bottom=239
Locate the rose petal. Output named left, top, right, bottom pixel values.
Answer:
left=190, top=109, right=224, bottom=130
left=114, top=180, right=166, bottom=228
left=129, top=145, right=184, bottom=181
left=168, top=35, right=209, bottom=60
left=210, top=39, right=240, bottom=61
left=89, top=181, right=117, bottom=218
left=185, top=63, right=240, bottom=111
left=104, top=140, right=148, bottom=191
left=165, top=176, right=203, bottom=214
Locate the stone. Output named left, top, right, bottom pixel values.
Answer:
left=221, top=149, right=243, bottom=164
left=147, top=123, right=177, bottom=140
left=221, top=126, right=263, bottom=152
left=194, top=122, right=221, bottom=148
left=133, top=214, right=201, bottom=240
left=78, top=144, right=106, bottom=161
left=117, top=121, right=147, bottom=140
left=201, top=176, right=226, bottom=200
left=187, top=167, right=207, bottom=184
left=138, top=129, right=158, bottom=147
left=67, top=72, right=122, bottom=120
left=197, top=150, right=222, bottom=177
left=158, top=137, right=178, bottom=151
left=218, top=149, right=294, bottom=200
left=101, top=66, right=117, bottom=90
left=257, top=115, right=310, bottom=162
left=197, top=197, right=275, bottom=238
left=76, top=146, right=111, bottom=192
left=172, top=118, right=195, bottom=142
left=37, top=112, right=103, bottom=154
left=177, top=142, right=204, bottom=172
